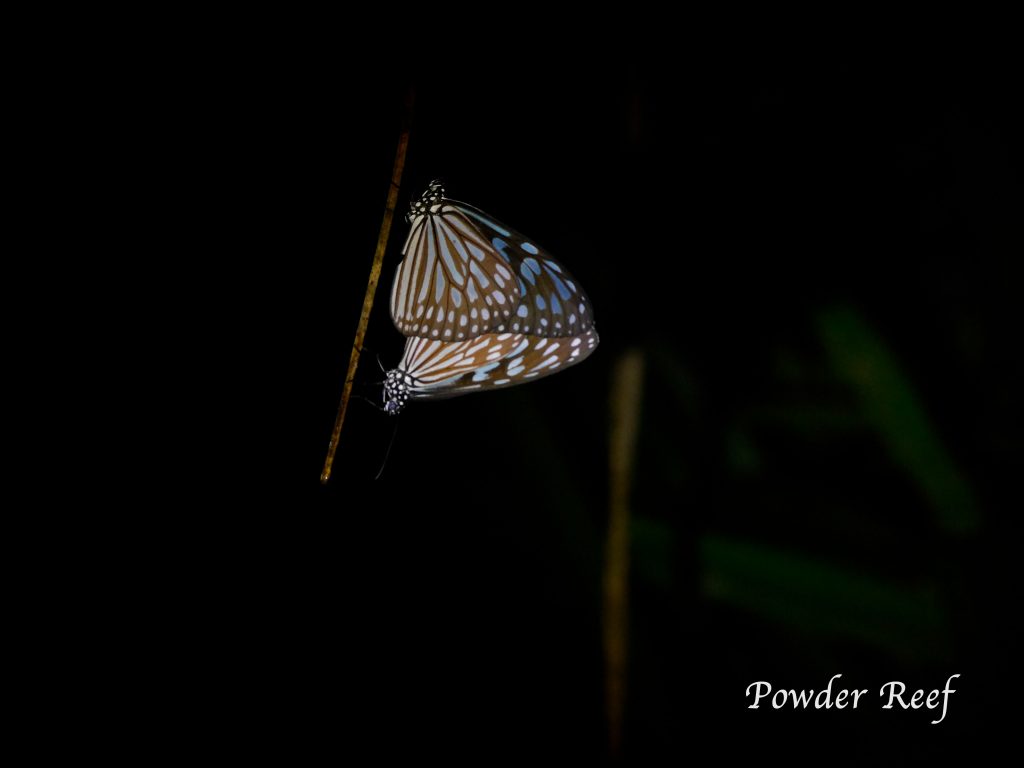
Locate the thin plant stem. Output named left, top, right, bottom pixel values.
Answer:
left=605, top=348, right=645, bottom=758
left=321, top=89, right=413, bottom=484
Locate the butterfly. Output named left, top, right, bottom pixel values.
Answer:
left=390, top=180, right=595, bottom=341
left=382, top=181, right=599, bottom=415
left=383, top=329, right=600, bottom=414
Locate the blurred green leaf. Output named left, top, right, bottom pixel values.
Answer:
left=700, top=535, right=952, bottom=663
left=817, top=306, right=979, bottom=534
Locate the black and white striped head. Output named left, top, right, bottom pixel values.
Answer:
left=406, top=180, right=445, bottom=223
left=383, top=369, right=412, bottom=415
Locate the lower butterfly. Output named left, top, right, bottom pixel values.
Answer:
left=383, top=329, right=599, bottom=414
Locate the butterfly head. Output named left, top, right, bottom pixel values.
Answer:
left=407, top=179, right=445, bottom=222
left=383, top=369, right=412, bottom=415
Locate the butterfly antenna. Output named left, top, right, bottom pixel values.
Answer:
left=352, top=394, right=387, bottom=412
left=374, top=418, right=400, bottom=480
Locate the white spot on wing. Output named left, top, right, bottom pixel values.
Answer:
left=469, top=260, right=490, bottom=288
left=472, top=361, right=502, bottom=381
left=438, top=235, right=461, bottom=284
left=434, top=268, right=445, bottom=302
left=531, top=354, right=560, bottom=371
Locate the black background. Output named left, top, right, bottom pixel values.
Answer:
left=224, top=42, right=1021, bottom=764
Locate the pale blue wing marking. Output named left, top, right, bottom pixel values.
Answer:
left=464, top=208, right=511, bottom=237
left=544, top=264, right=572, bottom=300
left=438, top=235, right=460, bottom=282
left=491, top=237, right=513, bottom=263
left=471, top=361, right=503, bottom=382
left=434, top=266, right=444, bottom=302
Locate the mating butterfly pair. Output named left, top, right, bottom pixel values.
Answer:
left=383, top=181, right=598, bottom=413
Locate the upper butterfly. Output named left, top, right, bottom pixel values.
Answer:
left=390, top=181, right=595, bottom=341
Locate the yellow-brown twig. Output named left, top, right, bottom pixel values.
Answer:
left=321, top=91, right=413, bottom=484
left=604, top=348, right=645, bottom=757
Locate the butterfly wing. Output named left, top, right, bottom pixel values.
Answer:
left=452, top=201, right=596, bottom=338
left=400, top=329, right=600, bottom=400
left=390, top=203, right=521, bottom=341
